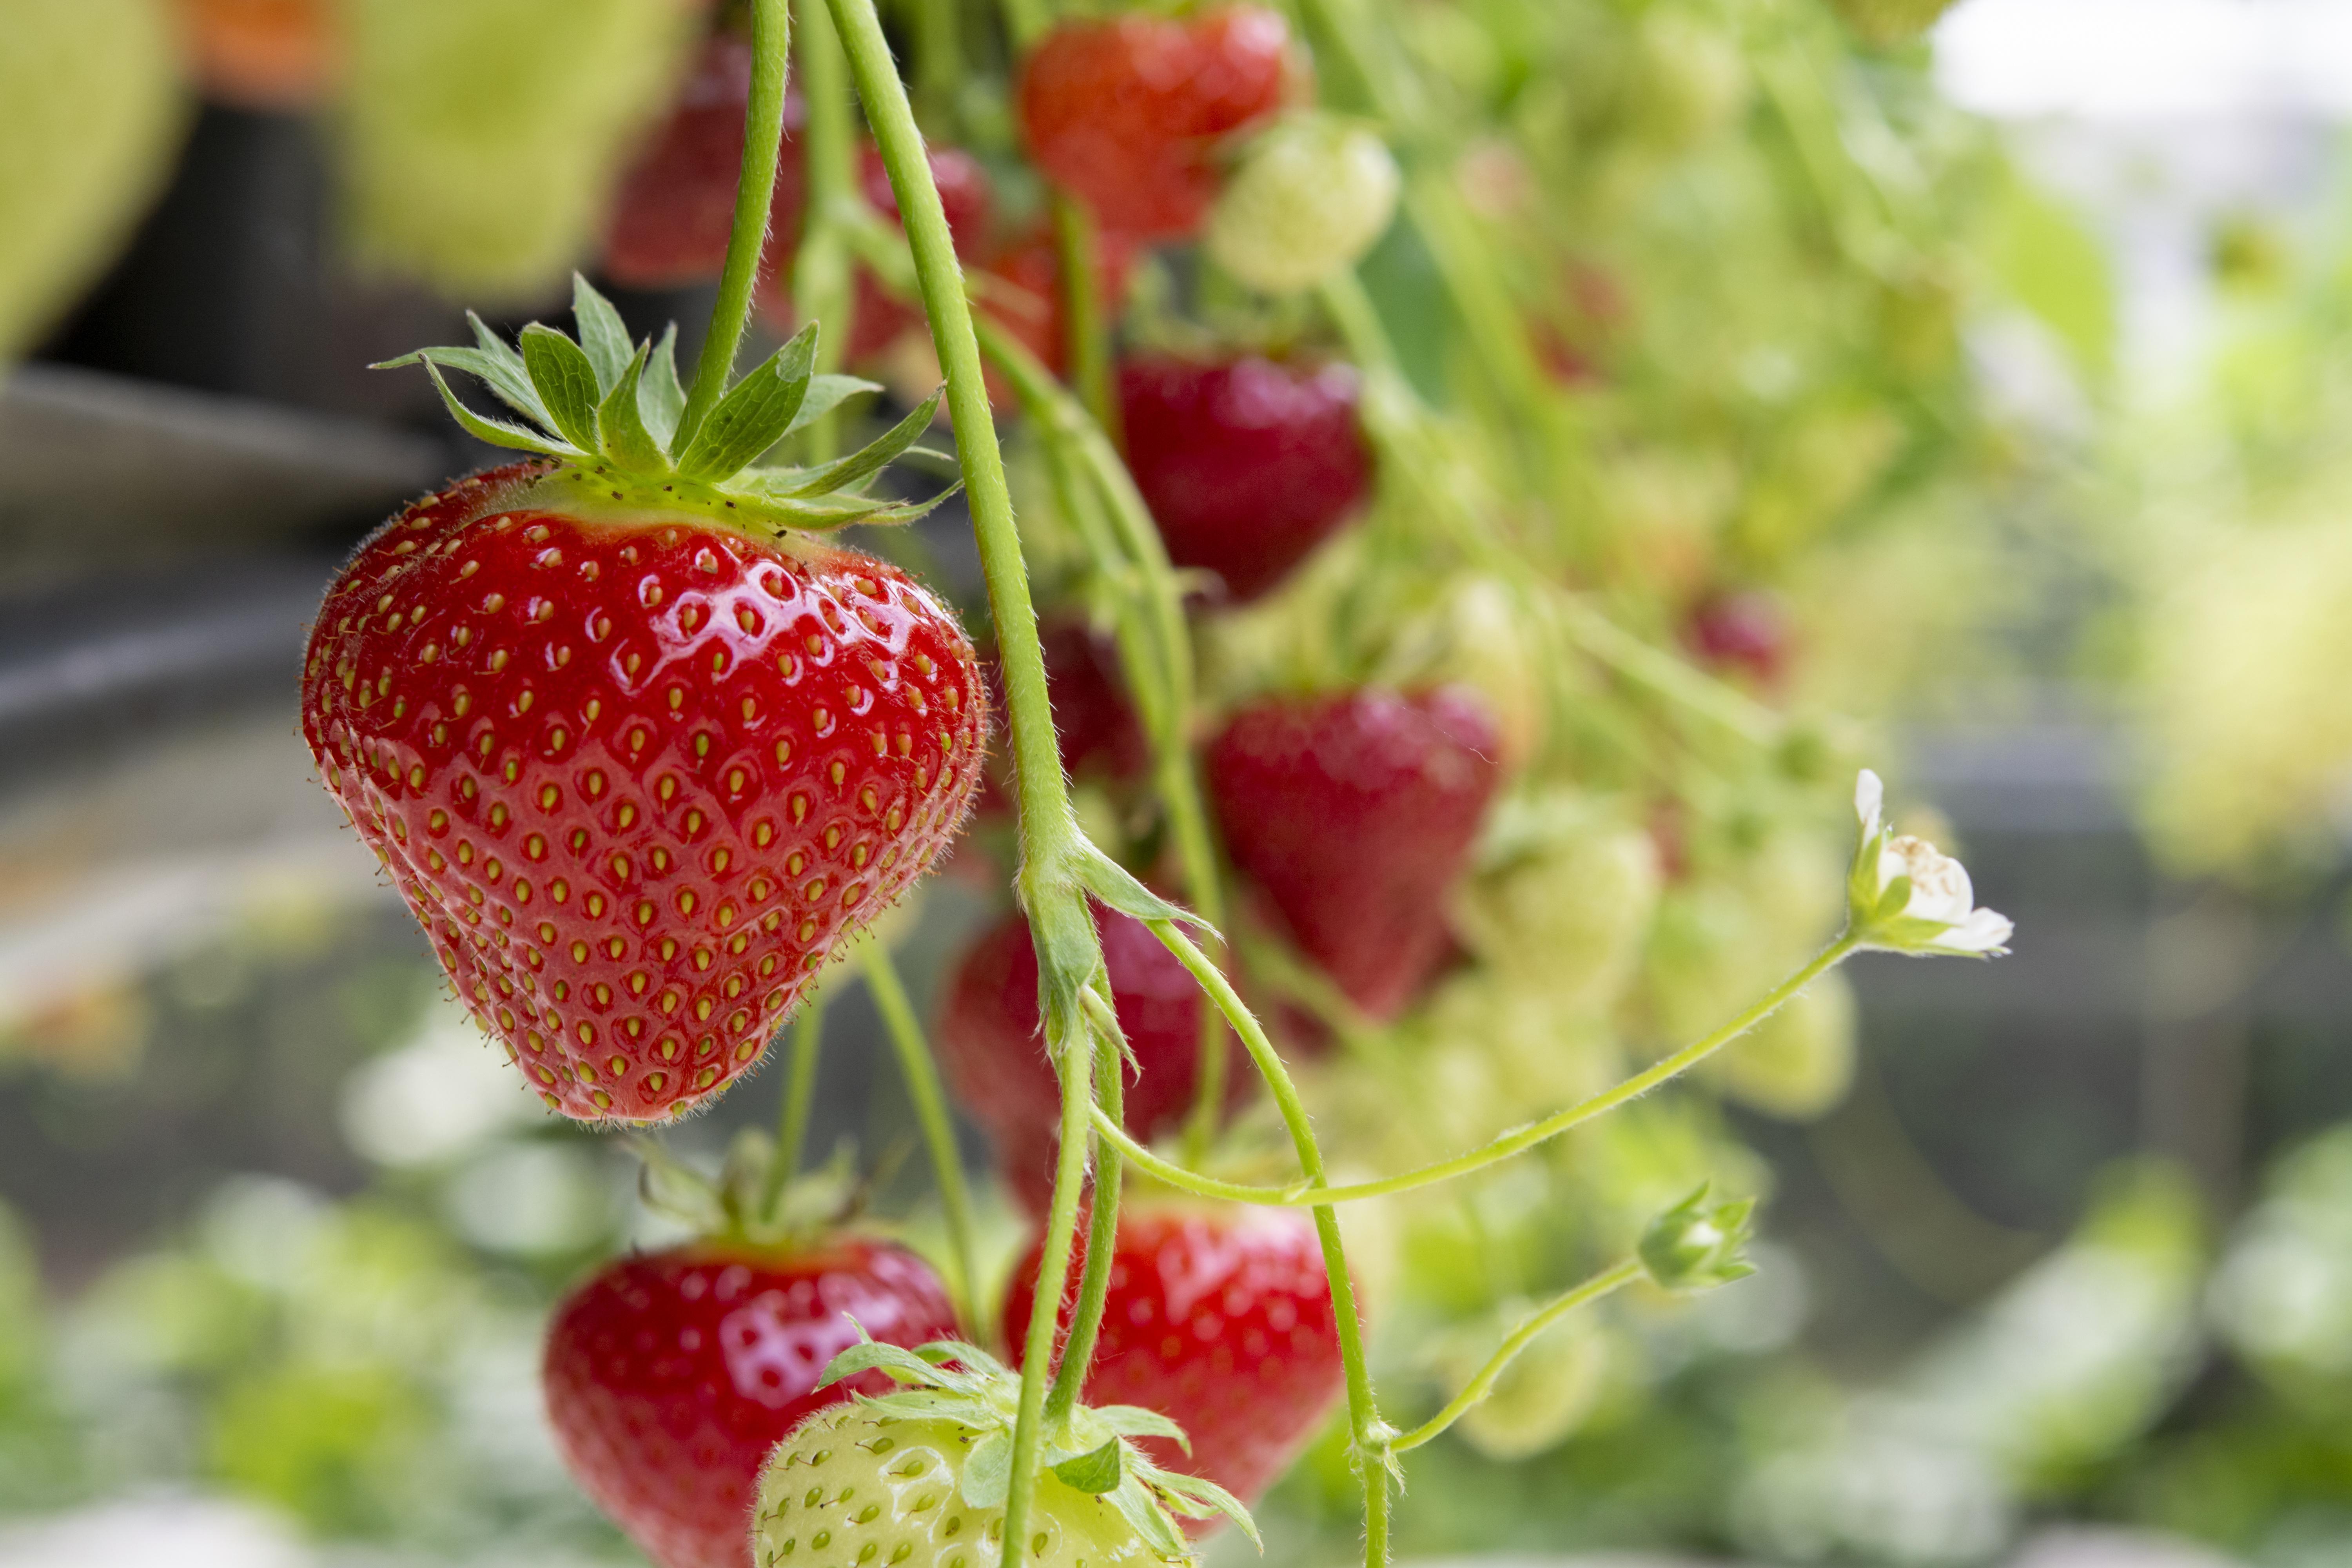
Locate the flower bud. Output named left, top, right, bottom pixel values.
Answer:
left=1637, top=1184, right=1756, bottom=1293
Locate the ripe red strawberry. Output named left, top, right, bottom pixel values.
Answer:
left=1684, top=588, right=1788, bottom=687
left=545, top=1237, right=959, bottom=1568
left=1002, top=1203, right=1345, bottom=1515
left=603, top=33, right=809, bottom=290
left=1205, top=688, right=1502, bottom=1020
left=1116, top=354, right=1370, bottom=603
left=305, top=283, right=987, bottom=1120
left=940, top=900, right=1241, bottom=1211
left=1017, top=7, right=1297, bottom=242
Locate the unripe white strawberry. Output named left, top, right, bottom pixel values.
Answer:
left=1205, top=113, right=1399, bottom=296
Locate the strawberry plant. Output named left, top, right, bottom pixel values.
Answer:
left=291, top=0, right=2033, bottom=1564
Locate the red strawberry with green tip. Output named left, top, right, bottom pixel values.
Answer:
left=1117, top=353, right=1371, bottom=602
left=302, top=278, right=987, bottom=1122
left=1017, top=6, right=1298, bottom=242
left=1205, top=687, right=1502, bottom=1021
left=544, top=1143, right=963, bottom=1568
left=1002, top=1203, right=1345, bottom=1519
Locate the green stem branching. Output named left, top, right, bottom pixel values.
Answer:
left=1096, top=932, right=1862, bottom=1209
left=1391, top=1258, right=1642, bottom=1454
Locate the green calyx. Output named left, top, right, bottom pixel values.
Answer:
left=819, top=1339, right=1259, bottom=1562
left=376, top=274, right=951, bottom=535
left=1637, top=1183, right=1757, bottom=1293
left=633, top=1128, right=866, bottom=1249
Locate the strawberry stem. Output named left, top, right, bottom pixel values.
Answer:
left=764, top=995, right=828, bottom=1220
left=793, top=0, right=858, bottom=464
left=1388, top=1258, right=1642, bottom=1455
left=1142, top=918, right=1391, bottom=1568
left=858, top=937, right=982, bottom=1336
left=1051, top=193, right=1116, bottom=436
left=1096, top=931, right=1866, bottom=1210
left=681, top=0, right=794, bottom=448
left=828, top=5, right=1110, bottom=1564
left=1045, top=990, right=1126, bottom=1426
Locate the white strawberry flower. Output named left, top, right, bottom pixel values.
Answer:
left=1847, top=769, right=2013, bottom=957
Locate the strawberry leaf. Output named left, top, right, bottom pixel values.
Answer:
left=775, top=390, right=945, bottom=498
left=520, top=325, right=603, bottom=452
left=464, top=312, right=547, bottom=419
left=1150, top=1470, right=1261, bottom=1547
left=675, top=323, right=819, bottom=482
left=1106, top=1477, right=1189, bottom=1559
left=377, top=343, right=547, bottom=426
left=1051, top=1439, right=1123, bottom=1495
left=570, top=274, right=633, bottom=393
left=598, top=343, right=670, bottom=473
left=1092, top=1405, right=1189, bottom=1450
left=785, top=373, right=887, bottom=439
left=817, top=1339, right=942, bottom=1389
left=416, top=362, right=576, bottom=458
left=642, top=324, right=686, bottom=450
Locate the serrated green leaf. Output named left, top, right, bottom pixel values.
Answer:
left=675, top=323, right=819, bottom=481
left=598, top=343, right=670, bottom=472
left=960, top=1430, right=1012, bottom=1510
left=643, top=325, right=686, bottom=450
left=1080, top=849, right=1203, bottom=929
left=417, top=363, right=576, bottom=457
left=377, top=343, right=548, bottom=425
left=1107, top=1479, right=1188, bottom=1560
left=784, top=373, right=885, bottom=439
left=1149, top=1471, right=1260, bottom=1548
left=520, top=325, right=603, bottom=451
left=572, top=274, right=633, bottom=393
left=778, top=390, right=944, bottom=497
left=1094, top=1405, right=1189, bottom=1450
left=1052, top=1440, right=1123, bottom=1496
left=918, top=1339, right=1009, bottom=1379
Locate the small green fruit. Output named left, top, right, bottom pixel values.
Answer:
left=1205, top=114, right=1399, bottom=296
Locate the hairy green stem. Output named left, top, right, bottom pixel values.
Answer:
left=1050, top=194, right=1116, bottom=436
left=1391, top=1259, right=1642, bottom=1454
left=859, top=938, right=981, bottom=1332
left=794, top=0, right=860, bottom=463
left=763, top=997, right=827, bottom=1218
left=1144, top=918, right=1392, bottom=1568
left=682, top=0, right=793, bottom=446
left=829, top=7, right=1106, bottom=1563
left=1047, top=989, right=1127, bottom=1424
left=1099, top=932, right=1863, bottom=1209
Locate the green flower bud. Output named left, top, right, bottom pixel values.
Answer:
left=1637, top=1185, right=1756, bottom=1292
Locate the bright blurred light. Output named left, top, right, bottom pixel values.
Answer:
left=1938, top=0, right=2352, bottom=119
left=340, top=1004, right=552, bottom=1167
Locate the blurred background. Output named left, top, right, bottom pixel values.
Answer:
left=3, top=1, right=2351, bottom=1566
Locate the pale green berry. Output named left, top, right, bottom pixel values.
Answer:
left=339, top=0, right=693, bottom=301
left=0, top=0, right=183, bottom=361
left=1205, top=115, right=1400, bottom=296
left=1436, top=1311, right=1615, bottom=1461
left=753, top=1406, right=1159, bottom=1568
left=1702, top=967, right=1857, bottom=1121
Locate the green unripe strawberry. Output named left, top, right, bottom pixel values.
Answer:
left=1433, top=1309, right=1614, bottom=1461
left=1452, top=795, right=1662, bottom=1015
left=0, top=0, right=184, bottom=361
left=1204, top=114, right=1399, bottom=296
left=339, top=0, right=692, bottom=299
left=752, top=1340, right=1253, bottom=1568
left=1701, top=968, right=1857, bottom=1121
